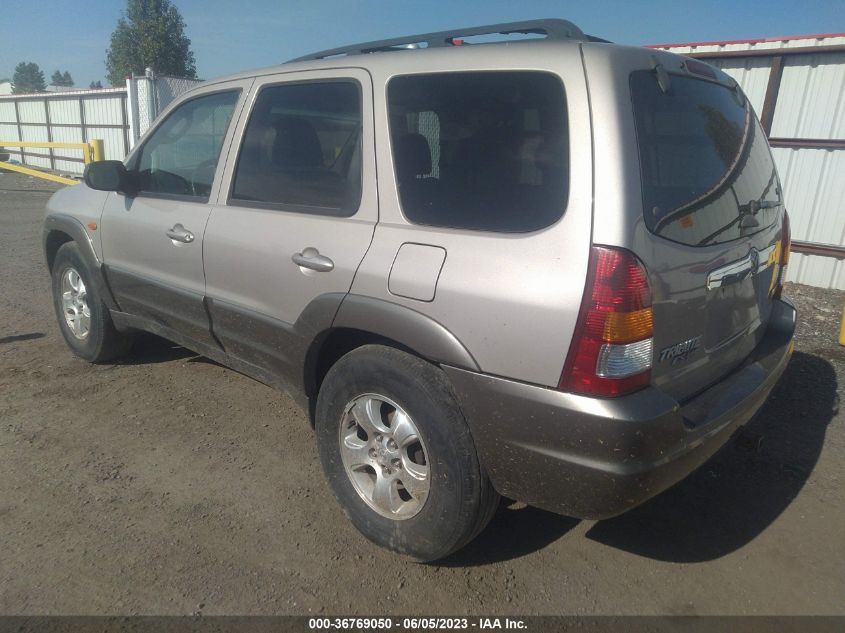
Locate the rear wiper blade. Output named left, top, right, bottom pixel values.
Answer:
left=738, top=167, right=782, bottom=215
left=698, top=197, right=776, bottom=246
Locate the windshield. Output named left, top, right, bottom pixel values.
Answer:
left=631, top=71, right=782, bottom=246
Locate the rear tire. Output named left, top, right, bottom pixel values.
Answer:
left=51, top=241, right=134, bottom=362
left=315, top=344, right=499, bottom=561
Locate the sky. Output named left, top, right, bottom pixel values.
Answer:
left=1, top=0, right=843, bottom=86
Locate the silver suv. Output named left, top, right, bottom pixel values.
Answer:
left=44, top=20, right=796, bottom=560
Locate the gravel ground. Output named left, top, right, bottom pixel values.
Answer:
left=1, top=171, right=843, bottom=615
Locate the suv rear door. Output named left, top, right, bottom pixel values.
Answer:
left=585, top=46, right=787, bottom=403
left=202, top=69, right=377, bottom=387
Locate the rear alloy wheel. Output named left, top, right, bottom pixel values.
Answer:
left=316, top=344, right=499, bottom=561
left=339, top=393, right=430, bottom=520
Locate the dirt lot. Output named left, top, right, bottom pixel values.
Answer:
left=1, top=171, right=843, bottom=615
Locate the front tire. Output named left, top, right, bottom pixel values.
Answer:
left=51, top=241, right=134, bottom=362
left=315, top=345, right=499, bottom=561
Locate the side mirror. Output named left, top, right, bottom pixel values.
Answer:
left=83, top=160, right=137, bottom=196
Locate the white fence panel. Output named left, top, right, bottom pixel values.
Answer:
left=772, top=52, right=845, bottom=139
left=48, top=98, right=81, bottom=125
left=88, top=127, right=127, bottom=160
left=0, top=88, right=129, bottom=175
left=712, top=57, right=771, bottom=115
left=50, top=126, right=86, bottom=172
left=0, top=102, right=16, bottom=124
left=0, top=124, right=18, bottom=143
left=788, top=253, right=845, bottom=290
left=83, top=96, right=124, bottom=126
left=18, top=100, right=47, bottom=124
left=20, top=125, right=50, bottom=168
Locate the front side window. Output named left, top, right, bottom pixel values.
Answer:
left=388, top=71, right=569, bottom=233
left=136, top=90, right=239, bottom=199
left=230, top=81, right=362, bottom=216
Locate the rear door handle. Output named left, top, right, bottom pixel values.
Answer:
left=292, top=247, right=334, bottom=272
left=165, top=224, right=194, bottom=243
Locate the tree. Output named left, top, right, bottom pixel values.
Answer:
left=50, top=70, right=75, bottom=87
left=12, top=62, right=46, bottom=93
left=89, top=80, right=104, bottom=89
left=105, top=0, right=197, bottom=86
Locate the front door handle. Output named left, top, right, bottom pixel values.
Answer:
left=165, top=224, right=194, bottom=244
left=292, top=247, right=334, bottom=272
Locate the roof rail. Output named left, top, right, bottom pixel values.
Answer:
left=289, top=18, right=589, bottom=62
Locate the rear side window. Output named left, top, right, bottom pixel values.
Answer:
left=631, top=71, right=782, bottom=246
left=388, top=72, right=568, bottom=233
left=231, top=81, right=362, bottom=216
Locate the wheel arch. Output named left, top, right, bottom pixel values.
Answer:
left=302, top=295, right=480, bottom=422
left=44, top=229, right=74, bottom=273
left=43, top=214, right=119, bottom=311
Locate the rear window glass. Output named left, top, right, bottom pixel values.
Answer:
left=387, top=72, right=568, bottom=233
left=631, top=71, right=782, bottom=246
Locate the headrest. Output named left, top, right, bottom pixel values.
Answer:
left=393, top=133, right=432, bottom=181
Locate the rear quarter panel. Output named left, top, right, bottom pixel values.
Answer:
left=350, top=44, right=594, bottom=387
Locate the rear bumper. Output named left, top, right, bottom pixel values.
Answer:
left=444, top=298, right=796, bottom=519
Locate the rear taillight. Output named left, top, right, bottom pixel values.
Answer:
left=773, top=212, right=791, bottom=299
left=559, top=246, right=654, bottom=397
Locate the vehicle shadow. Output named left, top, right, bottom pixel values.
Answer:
left=118, top=333, right=198, bottom=364
left=0, top=332, right=45, bottom=344
left=118, top=333, right=231, bottom=370
left=437, top=501, right=580, bottom=567
left=585, top=350, right=838, bottom=562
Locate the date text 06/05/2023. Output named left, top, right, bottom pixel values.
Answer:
left=307, top=617, right=528, bottom=630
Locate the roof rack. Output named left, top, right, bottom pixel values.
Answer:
left=290, top=18, right=590, bottom=62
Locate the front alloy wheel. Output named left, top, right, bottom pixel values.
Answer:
left=50, top=241, right=134, bottom=362
left=60, top=267, right=91, bottom=340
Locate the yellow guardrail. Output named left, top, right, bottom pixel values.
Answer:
left=0, top=139, right=104, bottom=185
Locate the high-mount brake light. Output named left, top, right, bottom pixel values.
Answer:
left=559, top=246, right=654, bottom=397
left=685, top=58, right=717, bottom=79
left=774, top=212, right=791, bottom=299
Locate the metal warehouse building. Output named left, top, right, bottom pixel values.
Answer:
left=651, top=33, right=845, bottom=290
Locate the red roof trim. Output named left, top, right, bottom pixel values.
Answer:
left=647, top=32, right=845, bottom=49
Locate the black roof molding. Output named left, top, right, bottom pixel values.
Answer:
left=290, top=18, right=592, bottom=62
